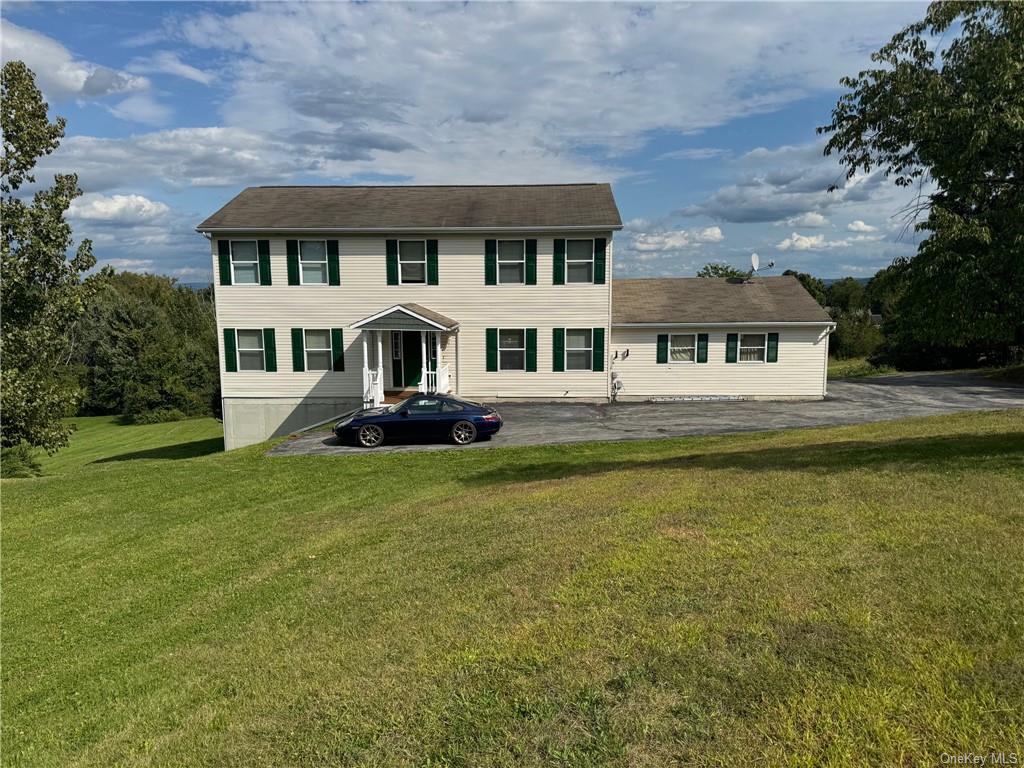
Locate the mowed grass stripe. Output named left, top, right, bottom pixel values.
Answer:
left=3, top=410, right=1023, bottom=766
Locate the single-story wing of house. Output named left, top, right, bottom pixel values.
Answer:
left=197, top=184, right=834, bottom=449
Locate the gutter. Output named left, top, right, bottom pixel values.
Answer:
left=613, top=321, right=836, bottom=328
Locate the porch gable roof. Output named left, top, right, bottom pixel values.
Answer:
left=351, top=303, right=459, bottom=332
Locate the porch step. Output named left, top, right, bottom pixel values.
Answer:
left=383, top=389, right=419, bottom=404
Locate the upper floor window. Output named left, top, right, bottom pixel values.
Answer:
left=230, top=241, right=259, bottom=285
left=498, top=329, right=526, bottom=371
left=498, top=240, right=525, bottom=284
left=566, top=239, right=594, bottom=283
left=304, top=329, right=333, bottom=370
left=399, top=241, right=427, bottom=284
left=739, top=333, right=766, bottom=363
left=300, top=241, right=328, bottom=285
left=565, top=328, right=593, bottom=370
left=670, top=333, right=696, bottom=363
left=236, top=329, right=266, bottom=370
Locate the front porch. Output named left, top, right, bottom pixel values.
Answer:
left=351, top=303, right=459, bottom=408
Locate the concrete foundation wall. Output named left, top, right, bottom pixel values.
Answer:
left=223, top=397, right=360, bottom=450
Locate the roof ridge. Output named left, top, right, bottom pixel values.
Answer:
left=252, top=183, right=607, bottom=189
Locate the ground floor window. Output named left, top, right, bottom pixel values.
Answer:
left=670, top=333, right=696, bottom=362
left=565, top=328, right=593, bottom=370
left=304, top=329, right=332, bottom=370
left=237, top=329, right=266, bottom=370
left=498, top=329, right=525, bottom=370
left=739, top=333, right=767, bottom=362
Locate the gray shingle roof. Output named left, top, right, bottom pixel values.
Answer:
left=613, top=276, right=833, bottom=325
left=197, top=184, right=622, bottom=231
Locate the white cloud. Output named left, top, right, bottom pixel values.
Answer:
left=777, top=232, right=826, bottom=251
left=68, top=193, right=171, bottom=223
left=696, top=226, right=724, bottom=243
left=129, top=51, right=215, bottom=86
left=1, top=21, right=149, bottom=100
left=777, top=231, right=883, bottom=251
left=107, top=94, right=173, bottom=126
left=102, top=258, right=155, bottom=270
left=658, top=148, right=729, bottom=161
left=847, top=219, right=878, bottom=232
left=780, top=212, right=829, bottom=228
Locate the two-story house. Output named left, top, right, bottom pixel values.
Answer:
left=198, top=184, right=834, bottom=449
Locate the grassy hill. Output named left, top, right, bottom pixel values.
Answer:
left=4, top=411, right=1023, bottom=766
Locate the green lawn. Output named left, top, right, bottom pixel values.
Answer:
left=4, top=412, right=1023, bottom=766
left=827, top=357, right=898, bottom=379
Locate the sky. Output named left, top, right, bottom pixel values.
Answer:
left=1, top=1, right=931, bottom=282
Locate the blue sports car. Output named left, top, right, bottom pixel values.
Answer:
left=333, top=394, right=503, bottom=448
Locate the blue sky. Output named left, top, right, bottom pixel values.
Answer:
left=2, top=1, right=929, bottom=282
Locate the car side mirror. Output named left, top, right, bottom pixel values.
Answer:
left=399, top=408, right=409, bottom=417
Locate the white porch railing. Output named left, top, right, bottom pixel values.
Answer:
left=363, top=368, right=383, bottom=408
left=418, top=363, right=451, bottom=394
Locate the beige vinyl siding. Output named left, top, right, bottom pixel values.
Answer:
left=214, top=233, right=612, bottom=402
left=610, top=326, right=830, bottom=399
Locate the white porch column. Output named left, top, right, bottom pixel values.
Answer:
left=420, top=331, right=427, bottom=391
left=434, top=332, right=441, bottom=369
left=376, top=330, right=384, bottom=406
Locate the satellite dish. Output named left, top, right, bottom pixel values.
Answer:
left=751, top=253, right=760, bottom=272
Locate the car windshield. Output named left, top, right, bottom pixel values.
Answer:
left=387, top=396, right=421, bottom=413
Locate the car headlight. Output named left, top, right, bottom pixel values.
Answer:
left=334, top=418, right=354, bottom=430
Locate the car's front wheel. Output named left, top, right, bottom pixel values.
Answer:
left=357, top=423, right=384, bottom=448
left=451, top=420, right=477, bottom=445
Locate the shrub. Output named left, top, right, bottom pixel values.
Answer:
left=1, top=443, right=42, bottom=478
left=131, top=408, right=187, bottom=425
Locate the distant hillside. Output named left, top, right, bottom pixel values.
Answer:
left=181, top=281, right=213, bottom=291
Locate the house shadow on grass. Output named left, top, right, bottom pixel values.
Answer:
left=462, top=432, right=1024, bottom=487
left=93, top=437, right=224, bottom=463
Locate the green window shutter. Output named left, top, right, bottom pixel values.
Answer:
left=656, top=334, right=668, bottom=364
left=553, top=239, right=566, bottom=285
left=427, top=240, right=439, bottom=285
left=525, top=328, right=537, bottom=372
left=485, top=328, right=498, bottom=372
left=327, top=240, right=340, bottom=286
left=525, top=239, right=537, bottom=285
left=331, top=328, right=345, bottom=371
left=484, top=239, right=497, bottom=285
left=291, top=328, right=305, bottom=372
left=767, top=332, right=779, bottom=363
left=592, top=327, right=605, bottom=372
left=286, top=240, right=300, bottom=285
left=594, top=238, right=607, bottom=285
left=552, top=328, right=565, bottom=372
left=223, top=328, right=237, bottom=372
left=386, top=239, right=399, bottom=285
left=697, top=333, right=709, bottom=363
left=257, top=240, right=272, bottom=285
left=726, top=333, right=738, bottom=363
left=218, top=240, right=232, bottom=286
left=263, top=328, right=277, bottom=372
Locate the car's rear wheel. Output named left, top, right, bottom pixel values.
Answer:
left=451, top=420, right=477, bottom=445
left=358, top=424, right=384, bottom=448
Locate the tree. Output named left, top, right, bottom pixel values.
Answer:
left=697, top=262, right=747, bottom=279
left=782, top=269, right=827, bottom=305
left=825, top=277, right=866, bottom=314
left=864, top=264, right=907, bottom=319
left=1, top=61, right=98, bottom=454
left=819, top=2, right=1024, bottom=357
left=73, top=273, right=218, bottom=423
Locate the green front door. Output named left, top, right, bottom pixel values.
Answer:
left=401, top=331, right=423, bottom=388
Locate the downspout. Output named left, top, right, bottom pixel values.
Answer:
left=822, top=325, right=834, bottom=398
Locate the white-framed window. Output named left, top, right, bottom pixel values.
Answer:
left=498, top=328, right=526, bottom=371
left=398, top=240, right=427, bottom=284
left=304, top=329, right=332, bottom=371
left=497, top=240, right=525, bottom=284
left=670, top=333, right=696, bottom=363
left=236, top=329, right=265, bottom=371
left=739, top=333, right=767, bottom=363
left=565, top=239, right=594, bottom=284
left=230, top=241, right=259, bottom=285
left=565, top=328, right=593, bottom=370
left=299, top=240, right=328, bottom=285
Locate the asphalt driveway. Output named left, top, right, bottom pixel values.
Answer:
left=268, top=372, right=1024, bottom=456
